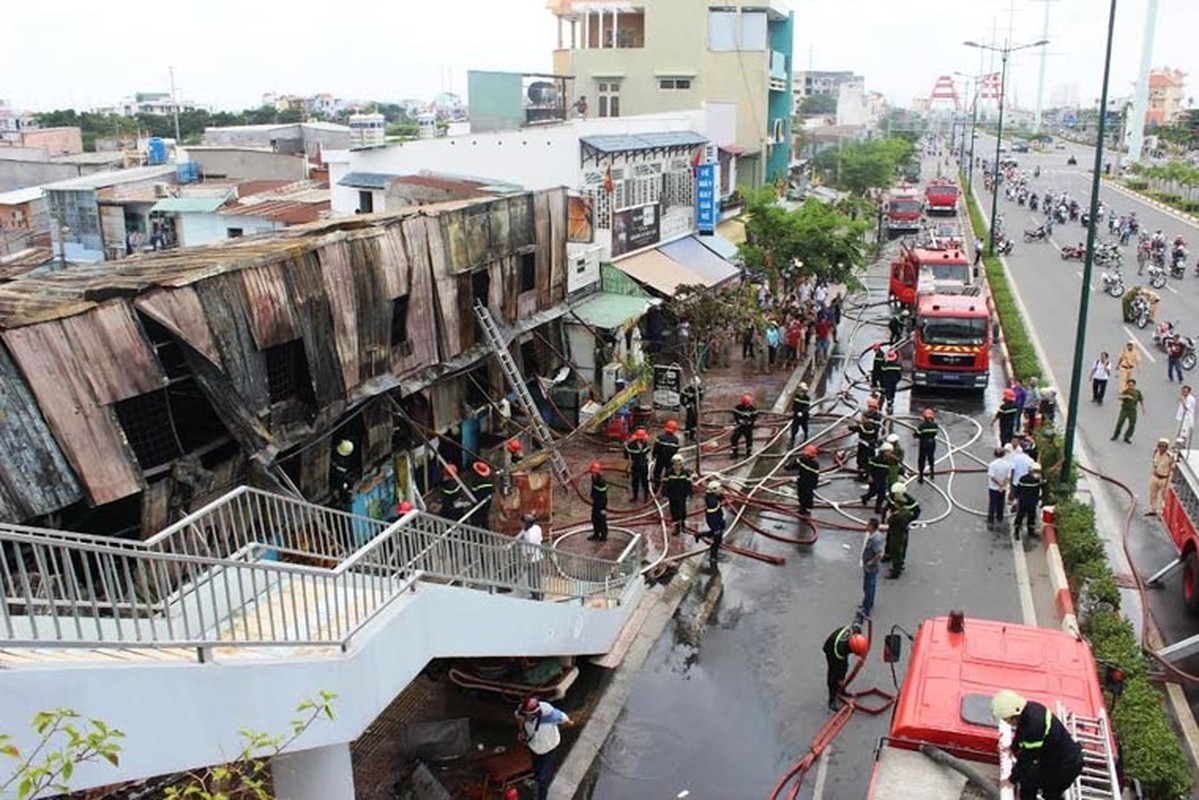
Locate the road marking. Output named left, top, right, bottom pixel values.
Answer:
left=1168, top=284, right=1179, bottom=294
left=1012, top=532, right=1038, bottom=627
left=813, top=743, right=831, bottom=800
left=1123, top=326, right=1158, bottom=362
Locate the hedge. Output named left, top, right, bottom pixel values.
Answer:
left=963, top=181, right=1193, bottom=798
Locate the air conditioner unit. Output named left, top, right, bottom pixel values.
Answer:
left=600, top=362, right=623, bottom=402
left=153, top=183, right=170, bottom=198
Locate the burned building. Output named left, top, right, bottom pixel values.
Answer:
left=0, top=188, right=573, bottom=536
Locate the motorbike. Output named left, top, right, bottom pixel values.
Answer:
left=1170, top=251, right=1188, bottom=280
left=1147, top=263, right=1168, bottom=290
left=1068, top=155, right=1078, bottom=166
left=1101, top=267, right=1125, bottom=297
left=1023, top=226, right=1048, bottom=242
left=1131, top=295, right=1152, bottom=328
left=1095, top=247, right=1122, bottom=267
left=1060, top=244, right=1086, bottom=261
left=1153, top=322, right=1179, bottom=351
left=995, top=232, right=1014, bottom=256
left=1029, top=195, right=1039, bottom=212
left=1034, top=166, right=1041, bottom=178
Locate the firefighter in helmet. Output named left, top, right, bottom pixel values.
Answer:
left=624, top=428, right=651, bottom=502
left=796, top=444, right=820, bottom=516
left=914, top=407, right=939, bottom=483
left=652, top=420, right=681, bottom=490
left=586, top=462, right=608, bottom=542
left=730, top=393, right=759, bottom=458
left=991, top=690, right=1083, bottom=800
left=823, top=623, right=868, bottom=710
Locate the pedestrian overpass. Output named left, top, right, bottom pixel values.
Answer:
left=0, top=487, right=643, bottom=798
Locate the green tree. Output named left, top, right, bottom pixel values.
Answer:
left=825, top=137, right=915, bottom=196
left=0, top=709, right=124, bottom=800
left=798, top=94, right=837, bottom=116
left=739, top=189, right=869, bottom=289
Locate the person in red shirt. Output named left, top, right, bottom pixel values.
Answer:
left=814, top=316, right=834, bottom=365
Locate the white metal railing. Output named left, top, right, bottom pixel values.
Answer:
left=0, top=487, right=642, bottom=656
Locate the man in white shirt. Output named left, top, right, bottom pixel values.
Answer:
left=987, top=448, right=1014, bottom=528
left=1177, top=385, right=1196, bottom=444
left=518, top=513, right=545, bottom=600
left=516, top=696, right=573, bottom=800
left=1009, top=443, right=1034, bottom=500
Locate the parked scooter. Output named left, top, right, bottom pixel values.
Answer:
left=1131, top=294, right=1152, bottom=328
left=994, top=231, right=1014, bottom=256
left=1023, top=225, right=1049, bottom=243
left=1060, top=243, right=1086, bottom=261
left=1153, top=321, right=1179, bottom=351
left=1146, top=263, right=1168, bottom=290
left=1170, top=250, right=1188, bottom=280
left=1101, top=267, right=1125, bottom=297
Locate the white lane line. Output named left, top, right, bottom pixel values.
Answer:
left=1123, top=326, right=1158, bottom=362
left=1012, top=531, right=1038, bottom=627
left=812, top=743, right=831, bottom=800
left=1168, top=284, right=1179, bottom=294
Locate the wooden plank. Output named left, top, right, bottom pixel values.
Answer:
left=239, top=264, right=300, bottom=350
left=195, top=274, right=269, bottom=416
left=533, top=190, right=553, bottom=311
left=420, top=216, right=461, bottom=358
left=441, top=209, right=470, bottom=273
left=489, top=200, right=512, bottom=256
left=464, top=206, right=492, bottom=268
left=281, top=251, right=345, bottom=409
left=363, top=397, right=391, bottom=466
left=140, top=478, right=172, bottom=538
left=546, top=188, right=568, bottom=307
left=376, top=227, right=410, bottom=300
left=134, top=287, right=224, bottom=368
left=348, top=235, right=390, bottom=384
left=59, top=302, right=166, bottom=405
left=298, top=438, right=330, bottom=499
left=317, top=240, right=361, bottom=393
left=508, top=194, right=535, bottom=250
left=2, top=324, right=143, bottom=505
left=0, top=342, right=84, bottom=521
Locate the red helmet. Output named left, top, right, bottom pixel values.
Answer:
left=635, top=428, right=649, bottom=440
left=589, top=462, right=602, bottom=475
left=664, top=420, right=679, bottom=433
left=741, top=394, right=753, bottom=405
left=885, top=350, right=899, bottom=362
left=872, top=342, right=882, bottom=350
left=519, top=696, right=540, bottom=715
left=397, top=500, right=414, bottom=514
left=1003, top=388, right=1016, bottom=401
left=472, top=460, right=491, bottom=478
left=848, top=633, right=869, bottom=657
left=506, top=439, right=522, bottom=454
left=445, top=463, right=458, bottom=476
left=866, top=398, right=880, bottom=410
left=803, top=444, right=818, bottom=457
left=922, top=407, right=935, bottom=419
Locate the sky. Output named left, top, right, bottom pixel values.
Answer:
left=5, top=0, right=1199, bottom=113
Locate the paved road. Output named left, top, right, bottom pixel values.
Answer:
left=586, top=216, right=1033, bottom=799
left=973, top=134, right=1199, bottom=689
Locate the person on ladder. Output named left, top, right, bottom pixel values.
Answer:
left=991, top=690, right=1084, bottom=800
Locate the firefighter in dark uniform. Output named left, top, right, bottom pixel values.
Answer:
left=661, top=454, right=693, bottom=536
left=703, top=480, right=726, bottom=570
left=870, top=342, right=886, bottom=387
left=586, top=462, right=609, bottom=542
left=797, top=444, right=820, bottom=516
left=329, top=439, right=356, bottom=510
left=468, top=460, right=494, bottom=528
left=853, top=397, right=883, bottom=480
left=884, top=482, right=920, bottom=578
left=991, top=690, right=1083, bottom=800
left=861, top=442, right=893, bottom=514
left=652, top=420, right=681, bottom=490
left=879, top=349, right=903, bottom=413
left=680, top=381, right=702, bottom=442
left=1021, top=433, right=1038, bottom=463
left=438, top=463, right=463, bottom=520
left=995, top=387, right=1021, bottom=445
left=789, top=382, right=812, bottom=447
left=1012, top=462, right=1043, bottom=540
left=823, top=624, right=869, bottom=710
left=914, top=407, right=940, bottom=483
left=624, top=428, right=651, bottom=502
left=730, top=394, right=759, bottom=458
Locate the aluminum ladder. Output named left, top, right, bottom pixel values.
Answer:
left=472, top=300, right=572, bottom=488
left=1060, top=704, right=1121, bottom=800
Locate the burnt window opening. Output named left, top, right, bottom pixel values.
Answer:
left=465, top=363, right=493, bottom=409
left=520, top=339, right=540, bottom=376
left=390, top=294, right=411, bottom=346
left=113, top=390, right=184, bottom=469
left=358, top=190, right=374, bottom=213
left=265, top=339, right=317, bottom=406
left=227, top=228, right=244, bottom=239
left=519, top=252, right=537, bottom=293
left=392, top=390, right=431, bottom=451
left=471, top=269, right=491, bottom=305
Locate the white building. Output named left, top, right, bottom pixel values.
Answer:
left=349, top=113, right=386, bottom=148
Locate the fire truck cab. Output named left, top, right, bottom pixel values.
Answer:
left=885, top=184, right=924, bottom=238
left=912, top=293, right=991, bottom=390
left=868, top=615, right=1119, bottom=799
left=1159, top=450, right=1199, bottom=615
left=924, top=179, right=961, bottom=216
left=889, top=246, right=975, bottom=309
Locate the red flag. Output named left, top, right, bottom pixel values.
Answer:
left=691, top=146, right=705, bottom=170
left=603, top=164, right=614, bottom=194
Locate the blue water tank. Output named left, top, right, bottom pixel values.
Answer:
left=176, top=162, right=199, bottom=183
left=147, top=137, right=167, bottom=165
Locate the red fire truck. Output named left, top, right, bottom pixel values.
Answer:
left=868, top=614, right=1120, bottom=799
left=885, top=184, right=924, bottom=238
left=924, top=179, right=961, bottom=216
left=1159, top=450, right=1199, bottom=613
left=912, top=292, right=991, bottom=390
left=889, top=245, right=974, bottom=309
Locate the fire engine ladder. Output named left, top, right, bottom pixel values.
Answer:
left=473, top=300, right=572, bottom=489
left=1059, top=704, right=1120, bottom=800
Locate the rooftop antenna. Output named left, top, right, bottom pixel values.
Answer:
left=169, top=66, right=182, bottom=144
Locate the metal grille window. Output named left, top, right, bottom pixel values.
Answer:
left=265, top=339, right=315, bottom=405
left=662, top=169, right=696, bottom=210
left=113, top=390, right=183, bottom=469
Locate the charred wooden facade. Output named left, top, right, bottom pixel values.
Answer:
left=0, top=189, right=571, bottom=534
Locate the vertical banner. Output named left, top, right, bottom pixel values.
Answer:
left=696, top=163, right=719, bottom=235
left=652, top=363, right=683, bottom=409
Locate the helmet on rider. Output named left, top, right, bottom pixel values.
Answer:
left=589, top=462, right=603, bottom=475
left=847, top=633, right=869, bottom=657
left=664, top=419, right=679, bottom=433
left=922, top=407, right=936, bottom=419
left=803, top=445, right=818, bottom=457
left=866, top=397, right=880, bottom=410
left=885, top=350, right=899, bottom=362
left=741, top=394, right=753, bottom=406
left=1003, top=388, right=1016, bottom=401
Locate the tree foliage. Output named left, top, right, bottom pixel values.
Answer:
left=0, top=709, right=123, bottom=800
left=738, top=189, right=869, bottom=289
left=798, top=94, right=837, bottom=116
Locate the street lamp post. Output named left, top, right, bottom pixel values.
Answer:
left=954, top=71, right=983, bottom=196
left=1062, top=0, right=1120, bottom=484
left=964, top=38, right=1049, bottom=256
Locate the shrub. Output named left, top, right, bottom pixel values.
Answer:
left=1126, top=179, right=1150, bottom=191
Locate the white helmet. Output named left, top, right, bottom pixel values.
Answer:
left=671, top=453, right=684, bottom=463
left=886, top=433, right=900, bottom=444
left=890, top=482, right=907, bottom=496
left=1031, top=462, right=1042, bottom=473
left=707, top=480, right=722, bottom=492
left=799, top=382, right=809, bottom=392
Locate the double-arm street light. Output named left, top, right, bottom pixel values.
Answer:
left=963, top=38, right=1049, bottom=256
left=953, top=71, right=983, bottom=196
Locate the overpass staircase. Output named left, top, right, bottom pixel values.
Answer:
left=0, top=487, right=642, bottom=793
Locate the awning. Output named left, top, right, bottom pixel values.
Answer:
left=149, top=196, right=228, bottom=214
left=657, top=236, right=740, bottom=286
left=612, top=248, right=702, bottom=297
left=695, top=232, right=740, bottom=261
left=338, top=171, right=399, bottom=190
left=719, top=144, right=746, bottom=155
left=569, top=292, right=657, bottom=330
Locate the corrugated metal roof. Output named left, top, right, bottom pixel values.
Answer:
left=41, top=164, right=177, bottom=192
left=612, top=248, right=700, bottom=296
left=695, top=232, right=740, bottom=261
left=580, top=131, right=708, bottom=154
left=339, top=171, right=400, bottom=189
left=221, top=199, right=329, bottom=225
left=569, top=291, right=655, bottom=330
left=658, top=236, right=740, bottom=286
left=0, top=187, right=45, bottom=206
left=150, top=196, right=229, bottom=214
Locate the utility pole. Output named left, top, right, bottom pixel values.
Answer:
left=1031, top=0, right=1058, bottom=134
left=169, top=66, right=182, bottom=145
left=1127, top=0, right=1160, bottom=162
